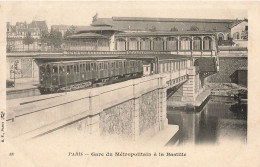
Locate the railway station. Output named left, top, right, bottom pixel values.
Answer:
left=5, top=15, right=247, bottom=146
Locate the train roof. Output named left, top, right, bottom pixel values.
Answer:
left=96, top=59, right=126, bottom=61
left=50, top=60, right=93, bottom=64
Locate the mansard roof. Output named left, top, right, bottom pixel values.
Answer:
left=91, top=17, right=239, bottom=32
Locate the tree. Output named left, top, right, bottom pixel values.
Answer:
left=189, top=25, right=199, bottom=31
left=40, top=30, right=50, bottom=45
left=48, top=28, right=63, bottom=49
left=64, top=25, right=77, bottom=38
left=23, top=32, right=34, bottom=51
left=170, top=26, right=178, bottom=31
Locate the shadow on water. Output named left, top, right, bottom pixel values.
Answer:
left=166, top=96, right=247, bottom=146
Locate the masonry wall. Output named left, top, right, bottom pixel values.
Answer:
left=207, top=57, right=247, bottom=83
left=7, top=74, right=168, bottom=142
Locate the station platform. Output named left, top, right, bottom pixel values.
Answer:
left=6, top=78, right=40, bottom=100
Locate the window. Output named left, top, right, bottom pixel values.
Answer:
left=193, top=37, right=201, bottom=50
left=203, top=37, right=212, bottom=50
left=83, top=64, right=86, bottom=72
left=245, top=26, right=248, bottom=31
left=166, top=37, right=178, bottom=50
left=140, top=38, right=151, bottom=50
left=116, top=38, right=126, bottom=51
left=52, top=65, right=58, bottom=74
left=218, top=33, right=224, bottom=41
left=153, top=37, right=164, bottom=51
left=129, top=38, right=138, bottom=50
left=59, top=65, right=65, bottom=74
left=86, top=64, right=90, bottom=71
left=80, top=64, right=83, bottom=72
left=180, top=37, right=191, bottom=50
left=67, top=66, right=71, bottom=74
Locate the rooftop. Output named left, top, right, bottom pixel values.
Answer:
left=90, top=16, right=240, bottom=32
left=66, top=32, right=109, bottom=39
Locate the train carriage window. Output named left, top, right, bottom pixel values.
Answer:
left=111, top=62, right=114, bottom=68
left=74, top=65, right=77, bottom=73
left=52, top=65, right=58, bottom=74
left=91, top=63, right=94, bottom=71
left=83, top=64, right=86, bottom=72
left=80, top=64, right=83, bottom=72
left=59, top=65, right=65, bottom=74
left=94, top=63, right=96, bottom=71
left=40, top=66, right=45, bottom=75
left=67, top=66, right=70, bottom=74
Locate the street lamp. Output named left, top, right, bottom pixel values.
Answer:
left=12, top=60, right=19, bottom=87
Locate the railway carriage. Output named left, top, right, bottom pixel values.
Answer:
left=39, top=59, right=143, bottom=94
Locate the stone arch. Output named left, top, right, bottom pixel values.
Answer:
left=180, top=37, right=192, bottom=50
left=226, top=33, right=231, bottom=40
left=233, top=32, right=240, bottom=39
left=140, top=38, right=151, bottom=50
left=203, top=36, right=212, bottom=50
left=128, top=38, right=139, bottom=50
left=153, top=37, right=164, bottom=51
left=166, top=37, right=178, bottom=50
left=193, top=37, right=202, bottom=50
left=217, top=33, right=225, bottom=41
left=115, top=38, right=126, bottom=51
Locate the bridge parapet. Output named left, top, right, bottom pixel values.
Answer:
left=7, top=73, right=171, bottom=142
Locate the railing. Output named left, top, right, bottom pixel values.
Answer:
left=218, top=46, right=248, bottom=51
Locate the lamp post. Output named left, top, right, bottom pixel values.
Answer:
left=13, top=60, right=19, bottom=87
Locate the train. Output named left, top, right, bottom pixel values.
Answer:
left=38, top=56, right=190, bottom=94
left=39, top=59, right=143, bottom=94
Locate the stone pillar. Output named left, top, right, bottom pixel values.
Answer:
left=132, top=80, right=141, bottom=140
left=177, top=36, right=180, bottom=54
left=125, top=37, right=129, bottom=51
left=163, top=37, right=167, bottom=51
left=201, top=36, right=204, bottom=56
left=158, top=74, right=168, bottom=130
left=181, top=66, right=198, bottom=102
left=191, top=36, right=193, bottom=56
left=132, top=96, right=140, bottom=141
left=88, top=90, right=101, bottom=135
left=150, top=37, right=153, bottom=50
left=138, top=38, right=141, bottom=50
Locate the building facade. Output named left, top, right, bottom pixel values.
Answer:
left=65, top=16, right=232, bottom=57
left=7, top=21, right=48, bottom=52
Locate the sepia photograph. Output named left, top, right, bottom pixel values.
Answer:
left=0, top=1, right=259, bottom=167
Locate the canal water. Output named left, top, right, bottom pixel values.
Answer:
left=167, top=96, right=247, bottom=146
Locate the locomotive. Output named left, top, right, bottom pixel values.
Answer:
left=39, top=59, right=143, bottom=94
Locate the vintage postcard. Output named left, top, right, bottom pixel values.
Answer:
left=0, top=1, right=260, bottom=167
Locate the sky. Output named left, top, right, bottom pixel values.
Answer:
left=3, top=1, right=248, bottom=28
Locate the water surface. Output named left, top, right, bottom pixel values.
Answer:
left=167, top=96, right=247, bottom=145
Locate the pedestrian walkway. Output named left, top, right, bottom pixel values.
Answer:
left=7, top=78, right=39, bottom=91
left=6, top=78, right=40, bottom=100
